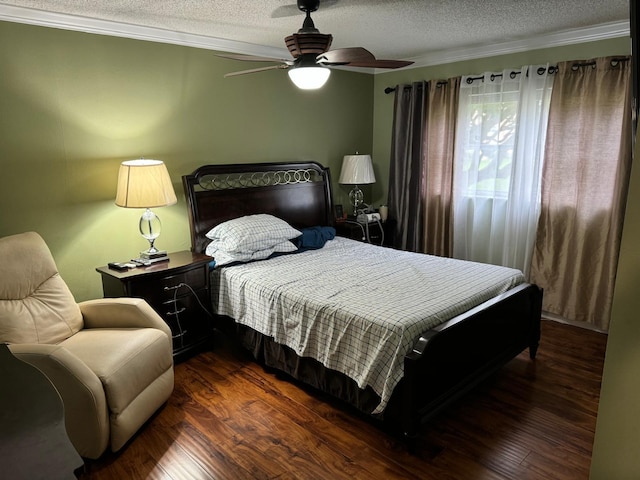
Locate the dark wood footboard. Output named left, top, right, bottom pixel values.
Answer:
left=396, top=283, right=542, bottom=437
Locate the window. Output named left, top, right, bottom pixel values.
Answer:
left=452, top=67, right=553, bottom=278
left=459, top=92, right=518, bottom=198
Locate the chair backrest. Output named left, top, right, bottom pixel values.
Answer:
left=0, top=232, right=83, bottom=344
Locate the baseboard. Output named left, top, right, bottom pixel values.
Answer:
left=542, top=311, right=608, bottom=334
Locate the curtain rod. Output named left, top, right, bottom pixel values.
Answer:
left=384, top=57, right=630, bottom=93
left=463, top=65, right=559, bottom=84
left=384, top=81, right=448, bottom=95
left=571, top=57, right=629, bottom=70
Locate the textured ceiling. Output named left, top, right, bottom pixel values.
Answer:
left=0, top=0, right=631, bottom=66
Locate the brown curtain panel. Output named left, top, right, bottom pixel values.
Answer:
left=388, top=79, right=459, bottom=254
left=422, top=78, right=459, bottom=257
left=389, top=82, right=427, bottom=252
left=530, top=56, right=632, bottom=329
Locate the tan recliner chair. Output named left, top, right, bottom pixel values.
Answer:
left=0, top=232, right=174, bottom=459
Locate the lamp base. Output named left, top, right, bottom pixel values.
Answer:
left=139, top=208, right=168, bottom=260
left=139, top=249, right=168, bottom=260
left=131, top=255, right=170, bottom=266
left=349, top=185, right=364, bottom=215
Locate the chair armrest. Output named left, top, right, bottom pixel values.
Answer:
left=79, top=298, right=172, bottom=342
left=8, top=343, right=109, bottom=459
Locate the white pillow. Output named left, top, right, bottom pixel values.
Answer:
left=206, top=239, right=297, bottom=266
left=205, top=214, right=301, bottom=253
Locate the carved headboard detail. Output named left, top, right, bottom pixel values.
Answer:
left=182, top=162, right=334, bottom=253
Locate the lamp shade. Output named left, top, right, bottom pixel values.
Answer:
left=115, top=159, right=177, bottom=208
left=338, top=154, right=376, bottom=185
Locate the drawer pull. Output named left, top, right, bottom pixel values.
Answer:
left=164, top=283, right=186, bottom=291
left=167, top=307, right=186, bottom=316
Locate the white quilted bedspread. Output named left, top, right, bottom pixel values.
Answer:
left=211, top=237, right=524, bottom=413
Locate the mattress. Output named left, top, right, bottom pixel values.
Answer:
left=211, top=237, right=524, bottom=413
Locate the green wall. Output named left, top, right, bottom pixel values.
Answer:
left=590, top=129, right=640, bottom=478
left=0, top=21, right=373, bottom=301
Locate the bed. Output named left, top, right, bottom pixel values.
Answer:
left=182, top=161, right=543, bottom=438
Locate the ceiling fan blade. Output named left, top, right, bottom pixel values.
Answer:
left=317, top=47, right=413, bottom=69
left=317, top=47, right=375, bottom=64
left=217, top=53, right=292, bottom=64
left=224, top=64, right=290, bottom=78
left=271, top=5, right=300, bottom=18
left=348, top=59, right=414, bottom=69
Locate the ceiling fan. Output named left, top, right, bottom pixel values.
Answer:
left=218, top=0, right=414, bottom=90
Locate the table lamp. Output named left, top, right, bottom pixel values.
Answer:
left=338, top=153, right=376, bottom=215
left=115, top=158, right=177, bottom=259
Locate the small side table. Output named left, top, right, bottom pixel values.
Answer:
left=96, top=251, right=214, bottom=361
left=335, top=217, right=396, bottom=247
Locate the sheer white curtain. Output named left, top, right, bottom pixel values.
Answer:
left=452, top=66, right=553, bottom=279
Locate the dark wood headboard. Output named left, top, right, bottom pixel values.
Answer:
left=182, top=162, right=335, bottom=253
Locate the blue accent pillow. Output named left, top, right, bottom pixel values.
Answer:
left=294, top=226, right=336, bottom=250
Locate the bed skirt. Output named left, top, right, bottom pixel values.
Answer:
left=234, top=321, right=385, bottom=412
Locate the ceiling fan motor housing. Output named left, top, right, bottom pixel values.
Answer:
left=285, top=33, right=333, bottom=57
left=298, top=0, right=320, bottom=13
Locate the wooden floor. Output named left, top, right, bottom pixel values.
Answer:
left=81, top=319, right=607, bottom=480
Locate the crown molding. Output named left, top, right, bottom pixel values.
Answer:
left=404, top=20, right=630, bottom=70
left=0, top=4, right=291, bottom=59
left=0, top=4, right=630, bottom=73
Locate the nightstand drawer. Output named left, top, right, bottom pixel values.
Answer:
left=129, top=267, right=207, bottom=302
left=158, top=287, right=209, bottom=319
left=160, top=291, right=212, bottom=353
left=96, top=250, right=213, bottom=361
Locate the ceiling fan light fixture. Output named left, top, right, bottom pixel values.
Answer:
left=287, top=54, right=330, bottom=89
left=288, top=65, right=331, bottom=89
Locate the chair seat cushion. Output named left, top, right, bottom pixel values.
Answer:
left=60, top=328, right=172, bottom=414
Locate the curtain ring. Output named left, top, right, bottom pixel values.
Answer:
left=572, top=62, right=596, bottom=71
left=610, top=57, right=629, bottom=68
left=466, top=75, right=483, bottom=84
left=536, top=66, right=557, bottom=75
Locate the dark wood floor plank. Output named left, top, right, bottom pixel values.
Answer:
left=80, top=320, right=606, bottom=480
left=238, top=365, right=447, bottom=479
left=188, top=358, right=425, bottom=479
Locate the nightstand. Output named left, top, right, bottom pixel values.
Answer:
left=335, top=217, right=395, bottom=247
left=96, top=251, right=214, bottom=361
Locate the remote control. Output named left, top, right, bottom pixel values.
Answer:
left=108, top=262, right=130, bottom=271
